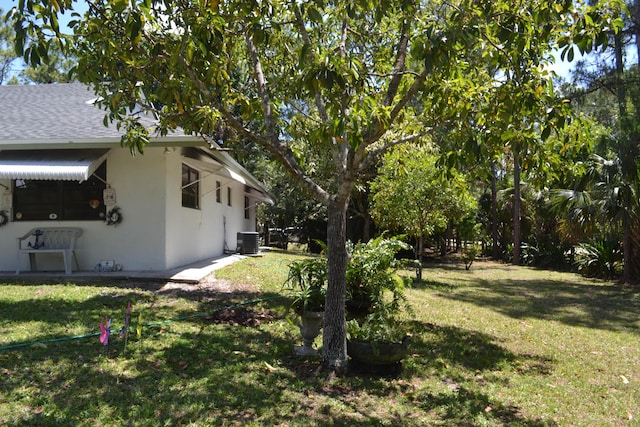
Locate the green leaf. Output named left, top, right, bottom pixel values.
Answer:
left=112, top=0, right=128, bottom=14
left=307, top=7, right=322, bottom=23
left=541, top=125, right=551, bottom=141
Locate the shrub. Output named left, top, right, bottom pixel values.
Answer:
left=574, top=238, right=623, bottom=279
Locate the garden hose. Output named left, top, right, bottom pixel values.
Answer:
left=0, top=295, right=287, bottom=352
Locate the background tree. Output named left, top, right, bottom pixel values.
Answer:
left=370, top=143, right=475, bottom=280
left=9, top=0, right=618, bottom=368
left=18, top=43, right=75, bottom=83
left=553, top=0, right=640, bottom=283
left=0, top=8, right=17, bottom=84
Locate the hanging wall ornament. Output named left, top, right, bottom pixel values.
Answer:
left=105, top=206, right=123, bottom=226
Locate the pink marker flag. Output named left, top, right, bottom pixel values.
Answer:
left=120, top=302, right=131, bottom=338
left=99, top=317, right=111, bottom=346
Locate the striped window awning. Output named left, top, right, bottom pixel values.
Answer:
left=0, top=149, right=109, bottom=182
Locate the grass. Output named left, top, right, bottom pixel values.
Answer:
left=0, top=250, right=639, bottom=426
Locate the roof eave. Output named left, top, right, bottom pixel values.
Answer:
left=0, top=135, right=209, bottom=150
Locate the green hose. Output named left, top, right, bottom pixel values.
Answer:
left=0, top=295, right=287, bottom=352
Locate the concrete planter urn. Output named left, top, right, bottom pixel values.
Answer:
left=347, top=335, right=410, bottom=366
left=294, top=310, right=324, bottom=356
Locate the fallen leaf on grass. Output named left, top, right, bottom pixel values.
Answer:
left=620, top=375, right=630, bottom=384
left=264, top=362, right=278, bottom=372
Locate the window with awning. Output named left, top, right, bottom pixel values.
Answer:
left=0, top=150, right=109, bottom=221
left=0, top=149, right=108, bottom=182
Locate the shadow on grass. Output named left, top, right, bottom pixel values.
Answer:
left=0, top=279, right=288, bottom=349
left=407, top=321, right=554, bottom=376
left=1, top=322, right=300, bottom=426
left=2, top=314, right=557, bottom=426
left=416, top=262, right=640, bottom=334
left=401, top=321, right=555, bottom=426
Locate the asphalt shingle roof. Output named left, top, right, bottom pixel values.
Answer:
left=0, top=83, right=145, bottom=141
left=0, top=83, right=273, bottom=199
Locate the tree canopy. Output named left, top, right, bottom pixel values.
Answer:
left=7, top=0, right=621, bottom=368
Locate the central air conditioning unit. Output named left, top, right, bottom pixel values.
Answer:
left=236, top=231, right=259, bottom=255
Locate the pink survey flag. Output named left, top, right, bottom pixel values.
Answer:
left=99, top=317, right=111, bottom=346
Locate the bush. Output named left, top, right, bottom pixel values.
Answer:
left=346, top=236, right=416, bottom=311
left=574, top=238, right=623, bottom=279
left=461, top=244, right=480, bottom=270
left=283, top=257, right=327, bottom=312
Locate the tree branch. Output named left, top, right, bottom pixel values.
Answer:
left=360, top=67, right=429, bottom=151
left=245, top=30, right=279, bottom=143
left=292, top=3, right=329, bottom=123
left=384, top=18, right=411, bottom=107
left=175, top=50, right=331, bottom=205
left=360, top=130, right=431, bottom=172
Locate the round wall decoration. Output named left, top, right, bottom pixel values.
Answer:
left=105, top=206, right=122, bottom=226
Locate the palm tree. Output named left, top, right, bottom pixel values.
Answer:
left=550, top=153, right=640, bottom=283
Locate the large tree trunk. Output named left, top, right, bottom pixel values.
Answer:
left=362, top=213, right=371, bottom=243
left=623, top=215, right=632, bottom=284
left=491, top=161, right=499, bottom=260
left=322, top=197, right=349, bottom=370
left=613, top=30, right=631, bottom=283
left=513, top=148, right=521, bottom=265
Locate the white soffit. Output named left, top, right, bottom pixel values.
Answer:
left=0, top=149, right=109, bottom=182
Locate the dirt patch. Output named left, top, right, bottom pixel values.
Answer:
left=206, top=306, right=276, bottom=326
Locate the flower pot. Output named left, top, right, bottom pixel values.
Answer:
left=347, top=336, right=409, bottom=366
left=295, top=310, right=324, bottom=356
left=346, top=294, right=374, bottom=316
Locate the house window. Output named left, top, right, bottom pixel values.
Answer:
left=227, top=187, right=232, bottom=206
left=182, top=163, right=200, bottom=209
left=216, top=181, right=221, bottom=203
left=244, top=196, right=250, bottom=219
left=13, top=161, right=107, bottom=221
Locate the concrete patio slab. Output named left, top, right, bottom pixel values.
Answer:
left=0, top=251, right=262, bottom=284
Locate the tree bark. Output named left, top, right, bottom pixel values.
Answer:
left=614, top=30, right=632, bottom=283
left=322, top=197, right=349, bottom=370
left=634, top=0, right=640, bottom=66
left=513, top=148, right=521, bottom=265
left=416, top=233, right=424, bottom=282
left=623, top=215, right=632, bottom=284
left=491, top=161, right=499, bottom=260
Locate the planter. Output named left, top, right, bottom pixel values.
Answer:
left=347, top=336, right=410, bottom=366
left=346, top=294, right=374, bottom=316
left=295, top=310, right=324, bottom=356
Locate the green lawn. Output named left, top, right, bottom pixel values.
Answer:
left=0, top=250, right=638, bottom=426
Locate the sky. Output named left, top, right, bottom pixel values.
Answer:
left=1, top=0, right=87, bottom=81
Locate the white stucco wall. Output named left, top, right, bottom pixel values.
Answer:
left=0, top=146, right=259, bottom=273
left=163, top=149, right=257, bottom=269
